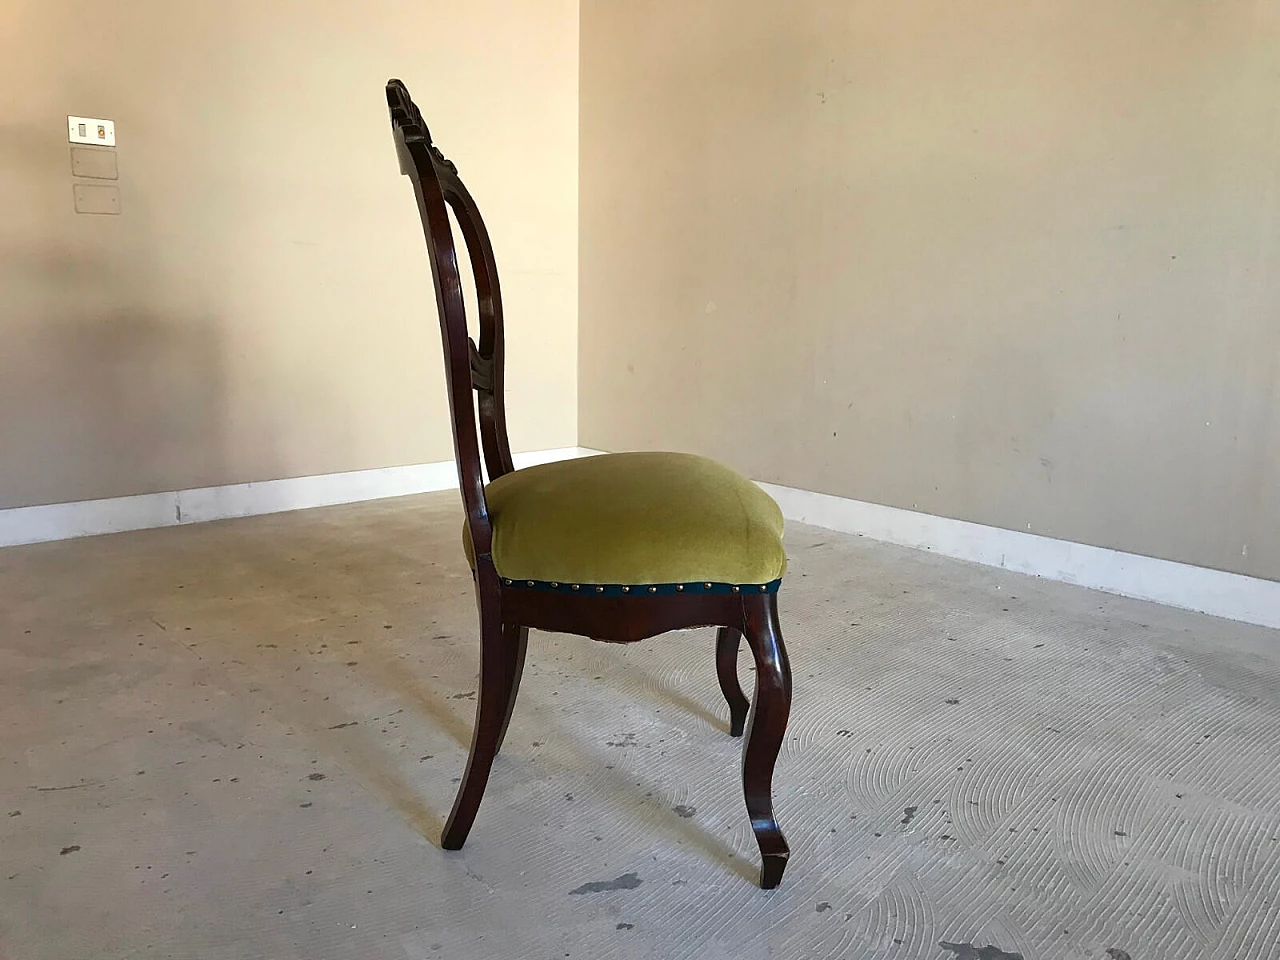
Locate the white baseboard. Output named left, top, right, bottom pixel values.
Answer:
left=758, top=481, right=1280, bottom=631
left=3, top=447, right=1275, bottom=631
left=0, top=447, right=593, bottom=549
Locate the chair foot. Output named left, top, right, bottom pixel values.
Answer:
left=741, top=594, right=793, bottom=888
left=440, top=824, right=467, bottom=851
left=441, top=618, right=526, bottom=850
left=759, top=842, right=790, bottom=890
left=715, top=627, right=749, bottom=737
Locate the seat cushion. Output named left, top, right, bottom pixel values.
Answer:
left=462, top=452, right=786, bottom=588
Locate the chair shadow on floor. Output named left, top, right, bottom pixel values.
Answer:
left=519, top=686, right=757, bottom=885
left=181, top=616, right=464, bottom=848
left=305, top=619, right=755, bottom=878
left=612, top=631, right=735, bottom=735
left=190, top=537, right=757, bottom=871
left=343, top=748, right=446, bottom=843
left=420, top=630, right=759, bottom=883
left=349, top=638, right=475, bottom=751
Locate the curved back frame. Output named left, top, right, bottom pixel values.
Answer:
left=386, top=78, right=514, bottom=563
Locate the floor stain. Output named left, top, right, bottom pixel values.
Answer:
left=901, top=805, right=918, bottom=826
left=59, top=846, right=81, bottom=856
left=616, top=922, right=634, bottom=930
left=816, top=902, right=831, bottom=913
left=31, top=782, right=97, bottom=792
left=939, top=942, right=1023, bottom=960
left=672, top=805, right=696, bottom=818
left=569, top=873, right=642, bottom=895
left=1106, top=951, right=1132, bottom=960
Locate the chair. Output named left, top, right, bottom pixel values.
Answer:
left=385, top=79, right=794, bottom=888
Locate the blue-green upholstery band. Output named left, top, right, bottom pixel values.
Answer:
left=500, top=578, right=782, bottom=597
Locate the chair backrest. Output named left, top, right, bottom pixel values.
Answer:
left=386, top=78, right=513, bottom=562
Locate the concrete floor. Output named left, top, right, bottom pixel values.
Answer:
left=3, top=493, right=1280, bottom=960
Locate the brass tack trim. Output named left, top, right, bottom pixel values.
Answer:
left=503, top=579, right=512, bottom=585
left=527, top=581, right=535, bottom=587
left=732, top=585, right=740, bottom=593
left=648, top=586, right=657, bottom=593
left=595, top=586, right=604, bottom=593
left=704, top=582, right=713, bottom=589
left=571, top=584, right=580, bottom=591
left=621, top=585, right=630, bottom=593
left=759, top=584, right=767, bottom=592
left=550, top=582, right=559, bottom=588
left=676, top=584, right=684, bottom=592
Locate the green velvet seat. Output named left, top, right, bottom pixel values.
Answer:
left=464, top=452, right=786, bottom=588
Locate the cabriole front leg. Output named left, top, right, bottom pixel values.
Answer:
left=740, top=593, right=793, bottom=888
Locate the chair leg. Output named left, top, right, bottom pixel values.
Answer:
left=740, top=594, right=793, bottom=889
left=441, top=617, right=527, bottom=850
left=715, top=627, right=749, bottom=737
left=494, top=625, right=528, bottom=755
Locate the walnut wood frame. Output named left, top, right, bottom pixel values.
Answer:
left=386, top=79, right=792, bottom=888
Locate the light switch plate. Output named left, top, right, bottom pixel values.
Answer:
left=68, top=116, right=115, bottom=146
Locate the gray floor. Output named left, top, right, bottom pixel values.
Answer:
left=3, top=493, right=1280, bottom=960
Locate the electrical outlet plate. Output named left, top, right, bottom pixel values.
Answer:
left=68, top=116, right=115, bottom=147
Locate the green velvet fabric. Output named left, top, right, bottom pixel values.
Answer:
left=462, top=452, right=786, bottom=586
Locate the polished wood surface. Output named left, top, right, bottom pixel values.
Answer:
left=715, top=627, right=750, bottom=738
left=386, top=78, right=793, bottom=887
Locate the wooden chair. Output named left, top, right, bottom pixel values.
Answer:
left=385, top=79, right=794, bottom=888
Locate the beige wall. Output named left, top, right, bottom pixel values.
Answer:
left=580, top=0, right=1280, bottom=581
left=0, top=0, right=577, bottom=510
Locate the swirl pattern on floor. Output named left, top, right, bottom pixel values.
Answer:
left=2, top=490, right=1279, bottom=959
